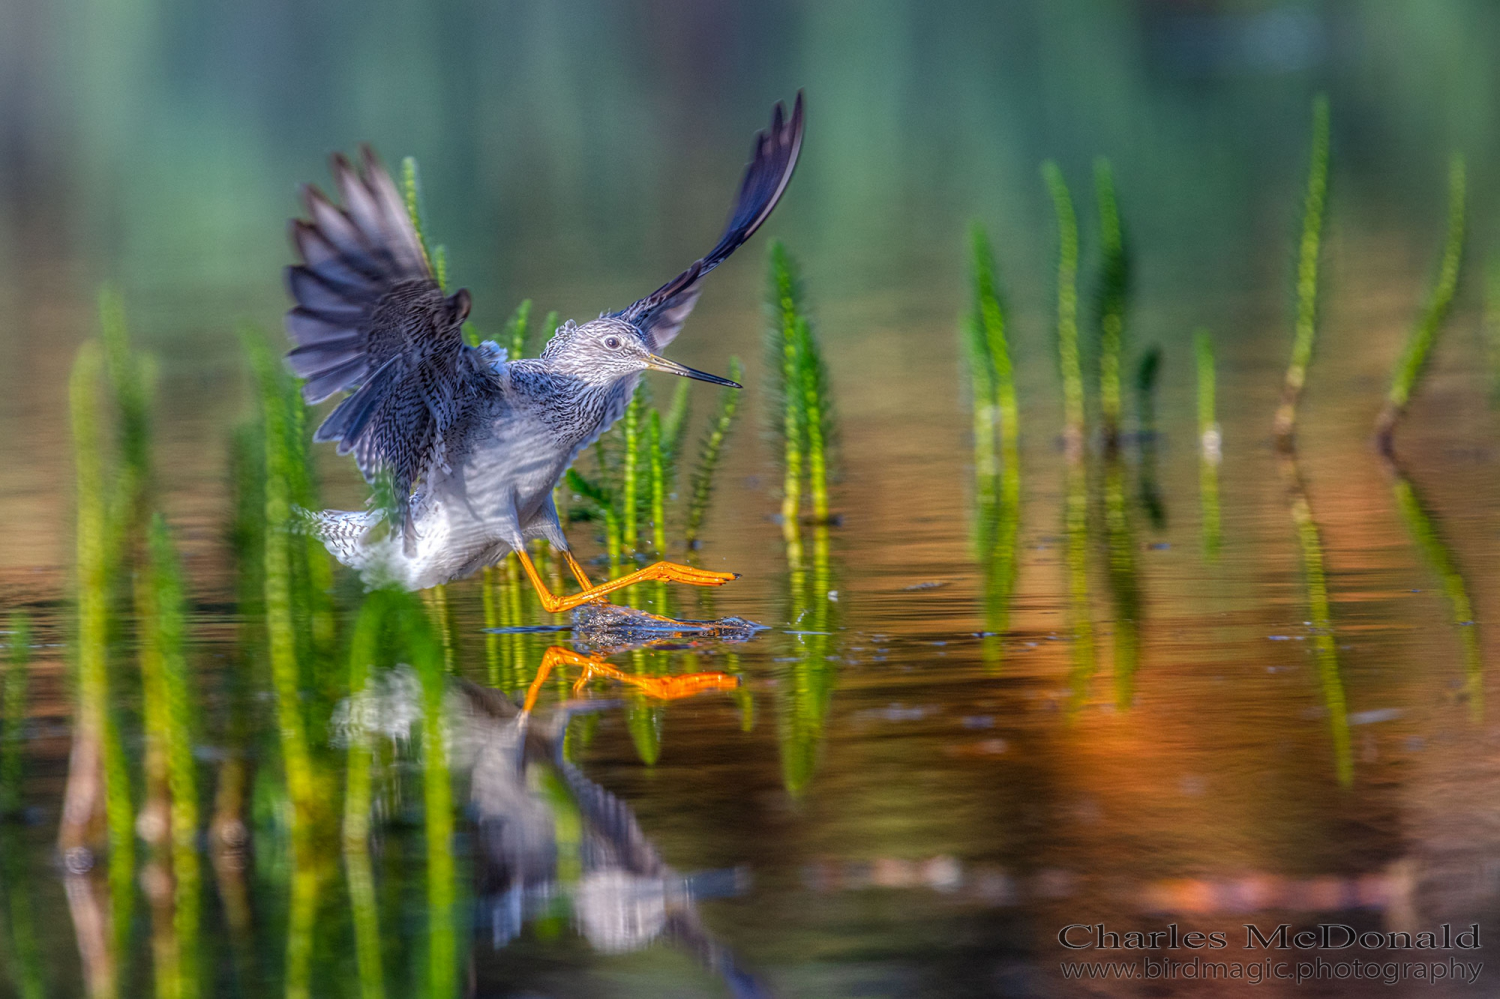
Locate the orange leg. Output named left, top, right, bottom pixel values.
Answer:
left=515, top=549, right=737, bottom=614
left=561, top=550, right=594, bottom=590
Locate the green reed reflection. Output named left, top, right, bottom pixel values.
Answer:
left=342, top=597, right=388, bottom=999
left=780, top=527, right=837, bottom=795
left=1135, top=347, right=1166, bottom=531
left=626, top=648, right=664, bottom=768
left=1064, top=460, right=1096, bottom=712
left=412, top=602, right=458, bottom=999
left=1384, top=458, right=1483, bottom=720
left=1280, top=453, right=1352, bottom=787
left=1103, top=453, right=1139, bottom=710
left=0, top=823, right=44, bottom=999
left=2, top=612, right=31, bottom=818
left=0, top=615, right=44, bottom=999
left=283, top=847, right=320, bottom=999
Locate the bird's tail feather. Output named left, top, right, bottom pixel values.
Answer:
left=295, top=506, right=383, bottom=567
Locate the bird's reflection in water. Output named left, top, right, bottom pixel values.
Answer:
left=336, top=606, right=771, bottom=998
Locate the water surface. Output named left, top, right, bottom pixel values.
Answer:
left=2, top=3, right=1500, bottom=996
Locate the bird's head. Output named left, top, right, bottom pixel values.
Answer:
left=541, top=316, right=741, bottom=389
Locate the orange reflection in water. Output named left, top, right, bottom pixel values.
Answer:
left=519, top=645, right=739, bottom=714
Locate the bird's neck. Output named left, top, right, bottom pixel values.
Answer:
left=513, top=361, right=640, bottom=449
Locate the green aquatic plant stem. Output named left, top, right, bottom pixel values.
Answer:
left=1042, top=162, right=1085, bottom=457
left=969, top=225, right=1019, bottom=478
left=283, top=390, right=336, bottom=672
left=662, top=379, right=692, bottom=463
left=245, top=335, right=316, bottom=833
left=1274, top=95, right=1330, bottom=447
left=1375, top=154, right=1466, bottom=453
left=1, top=611, right=30, bottom=815
left=622, top=389, right=641, bottom=551
left=565, top=469, right=623, bottom=574
left=1196, top=331, right=1221, bottom=560
left=99, top=288, right=153, bottom=550
left=1195, top=331, right=1216, bottom=444
left=796, top=316, right=832, bottom=523
left=401, top=157, right=433, bottom=270
left=1095, top=158, right=1128, bottom=448
left=770, top=242, right=805, bottom=546
left=61, top=342, right=134, bottom=871
left=1486, top=255, right=1500, bottom=406
left=648, top=410, right=666, bottom=555
left=965, top=224, right=1021, bottom=668
left=505, top=300, right=533, bottom=360
left=962, top=309, right=997, bottom=482
left=685, top=358, right=743, bottom=545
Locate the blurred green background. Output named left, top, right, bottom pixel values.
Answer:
left=3, top=0, right=1496, bottom=320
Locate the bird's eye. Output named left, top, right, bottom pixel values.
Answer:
left=604, top=336, right=621, bottom=350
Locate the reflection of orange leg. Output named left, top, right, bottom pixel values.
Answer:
left=515, top=550, right=737, bottom=614
left=522, top=646, right=739, bottom=708
left=520, top=646, right=602, bottom=714
left=579, top=660, right=740, bottom=701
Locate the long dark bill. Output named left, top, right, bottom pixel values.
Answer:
left=645, top=355, right=743, bottom=388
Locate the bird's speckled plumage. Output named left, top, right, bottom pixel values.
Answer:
left=284, top=96, right=804, bottom=589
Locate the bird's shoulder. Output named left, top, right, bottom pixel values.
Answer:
left=499, top=357, right=573, bottom=408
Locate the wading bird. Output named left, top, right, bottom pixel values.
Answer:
left=283, top=95, right=803, bottom=607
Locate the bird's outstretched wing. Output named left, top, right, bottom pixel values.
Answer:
left=616, top=92, right=805, bottom=350
left=283, top=148, right=492, bottom=519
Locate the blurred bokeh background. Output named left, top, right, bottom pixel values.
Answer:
left=1, top=0, right=1498, bottom=577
